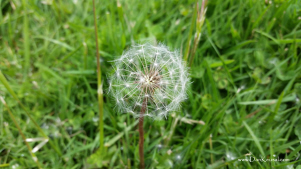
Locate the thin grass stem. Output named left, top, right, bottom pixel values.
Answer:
left=21, top=0, right=30, bottom=76
left=92, top=0, right=104, bottom=153
left=209, top=134, right=213, bottom=164
left=189, top=0, right=207, bottom=66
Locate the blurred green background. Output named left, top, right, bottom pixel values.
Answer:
left=1, top=0, right=301, bottom=168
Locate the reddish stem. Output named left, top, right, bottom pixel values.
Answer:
left=139, top=97, right=147, bottom=169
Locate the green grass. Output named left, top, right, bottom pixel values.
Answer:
left=1, top=0, right=301, bottom=168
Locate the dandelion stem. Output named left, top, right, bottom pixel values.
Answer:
left=139, top=97, right=147, bottom=169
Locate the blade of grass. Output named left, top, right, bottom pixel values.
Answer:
left=254, top=30, right=280, bottom=45
left=274, top=140, right=301, bottom=152
left=209, top=59, right=234, bottom=68
left=269, top=131, right=275, bottom=167
left=203, top=60, right=219, bottom=101
left=35, top=63, right=67, bottom=84
left=243, top=121, right=265, bottom=157
left=273, top=160, right=301, bottom=168
left=183, top=1, right=198, bottom=62
left=34, top=36, right=75, bottom=50
left=238, top=94, right=295, bottom=105
left=56, top=45, right=82, bottom=65
left=117, top=0, right=126, bottom=50
left=164, top=113, right=179, bottom=146
left=104, top=121, right=138, bottom=147
left=287, top=144, right=301, bottom=160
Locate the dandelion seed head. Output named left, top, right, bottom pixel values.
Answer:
left=108, top=43, right=189, bottom=120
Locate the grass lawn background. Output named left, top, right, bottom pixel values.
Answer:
left=0, top=0, right=301, bottom=168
